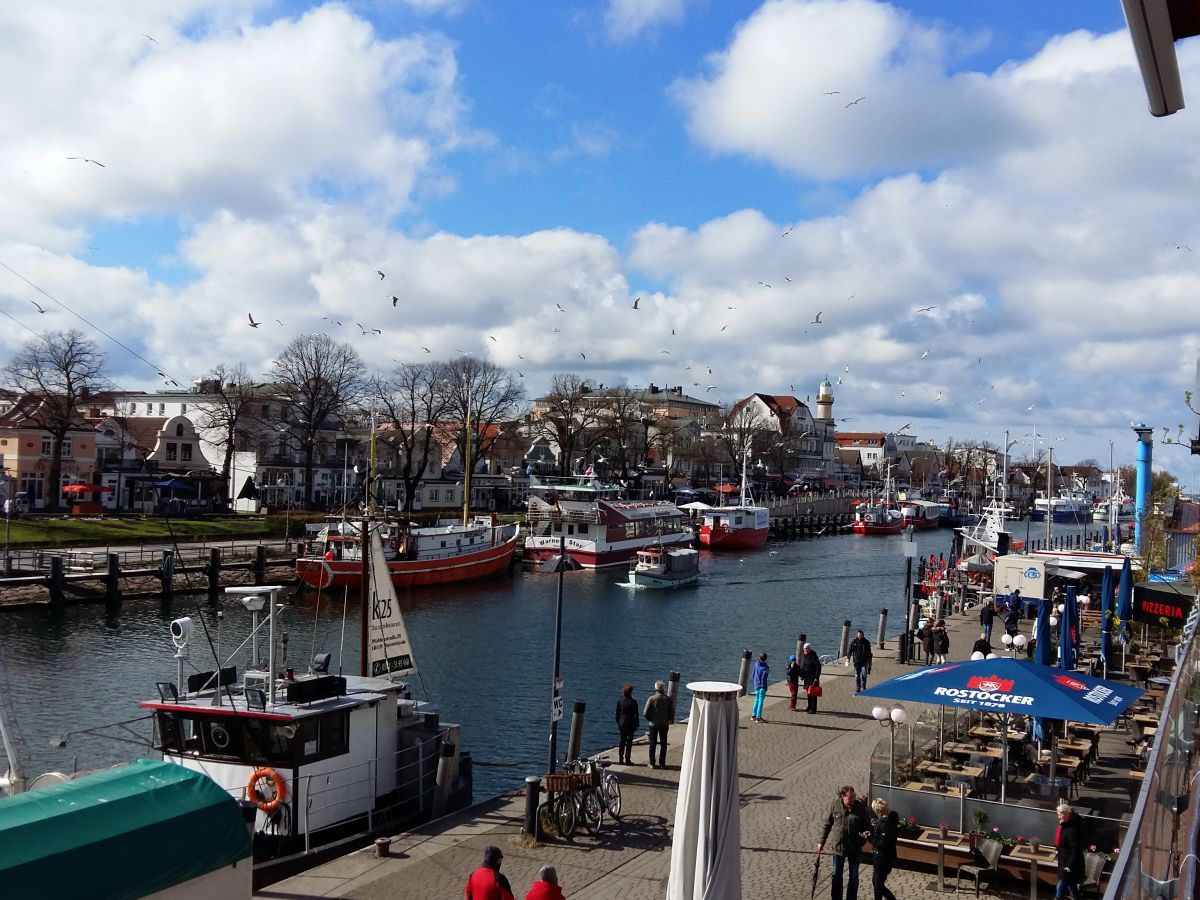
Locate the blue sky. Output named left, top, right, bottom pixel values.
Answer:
left=0, top=0, right=1198, bottom=488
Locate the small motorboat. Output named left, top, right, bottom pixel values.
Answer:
left=626, top=545, right=700, bottom=589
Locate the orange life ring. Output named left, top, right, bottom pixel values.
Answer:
left=247, top=767, right=287, bottom=814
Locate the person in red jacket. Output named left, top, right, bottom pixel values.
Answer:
left=465, top=845, right=514, bottom=900
left=525, top=865, right=565, bottom=900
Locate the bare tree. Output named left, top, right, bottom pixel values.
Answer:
left=372, top=363, right=455, bottom=512
left=193, top=363, right=263, bottom=504
left=4, top=330, right=106, bottom=510
left=530, top=373, right=602, bottom=476
left=442, top=357, right=526, bottom=476
left=271, top=334, right=366, bottom=509
left=595, top=387, right=654, bottom=480
left=718, top=402, right=770, bottom=483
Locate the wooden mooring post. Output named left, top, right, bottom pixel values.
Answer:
left=105, top=553, right=121, bottom=604
left=206, top=547, right=221, bottom=601
left=160, top=550, right=175, bottom=601
left=48, top=556, right=64, bottom=607
left=252, top=545, right=267, bottom=586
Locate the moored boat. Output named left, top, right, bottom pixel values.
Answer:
left=1030, top=489, right=1092, bottom=523
left=851, top=500, right=904, bottom=535
left=626, top=545, right=700, bottom=588
left=899, top=499, right=941, bottom=530
left=698, top=449, right=770, bottom=550
left=296, top=515, right=519, bottom=589
left=524, top=474, right=692, bottom=568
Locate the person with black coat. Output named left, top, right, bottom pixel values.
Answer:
left=971, top=633, right=993, bottom=657
left=918, top=623, right=934, bottom=665
left=1055, top=803, right=1087, bottom=900
left=932, top=620, right=950, bottom=664
left=869, top=798, right=898, bottom=900
left=847, top=629, right=873, bottom=693
left=786, top=654, right=802, bottom=711
left=817, top=785, right=869, bottom=900
left=614, top=683, right=640, bottom=765
left=979, top=600, right=995, bottom=642
left=799, top=643, right=823, bottom=713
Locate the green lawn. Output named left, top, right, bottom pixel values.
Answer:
left=3, top=516, right=276, bottom=548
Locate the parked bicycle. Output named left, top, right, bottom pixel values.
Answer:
left=541, top=756, right=621, bottom=838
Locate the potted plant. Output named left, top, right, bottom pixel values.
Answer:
left=897, top=816, right=922, bottom=839
left=939, top=822, right=950, bottom=839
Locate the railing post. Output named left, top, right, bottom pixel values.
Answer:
left=737, top=649, right=752, bottom=696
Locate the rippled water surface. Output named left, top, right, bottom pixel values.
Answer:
left=1, top=521, right=1098, bottom=798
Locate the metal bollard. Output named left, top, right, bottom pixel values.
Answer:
left=432, top=741, right=456, bottom=818
left=838, top=619, right=852, bottom=661
left=666, top=671, right=680, bottom=723
left=524, top=775, right=542, bottom=839
left=877, top=608, right=888, bottom=649
left=566, top=700, right=586, bottom=763
left=737, top=649, right=752, bottom=696
left=796, top=632, right=806, bottom=661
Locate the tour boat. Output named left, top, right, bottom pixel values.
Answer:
left=626, top=545, right=700, bottom=589
left=898, top=499, right=941, bottom=530
left=296, top=515, right=519, bottom=590
left=1030, top=489, right=1092, bottom=524
left=698, top=451, right=770, bottom=550
left=524, top=474, right=692, bottom=568
left=141, top=530, right=471, bottom=874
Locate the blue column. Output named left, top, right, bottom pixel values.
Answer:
left=1132, top=424, right=1153, bottom=552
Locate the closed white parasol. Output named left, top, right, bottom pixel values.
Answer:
left=666, top=681, right=742, bottom=900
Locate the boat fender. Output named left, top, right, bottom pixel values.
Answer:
left=248, top=767, right=287, bottom=813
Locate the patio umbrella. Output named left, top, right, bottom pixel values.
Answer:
left=154, top=478, right=194, bottom=492
left=1099, top=566, right=1113, bottom=678
left=860, top=657, right=1142, bottom=803
left=1117, top=556, right=1134, bottom=669
left=667, top=681, right=742, bottom=900
left=1032, top=598, right=1052, bottom=747
left=1059, top=586, right=1078, bottom=672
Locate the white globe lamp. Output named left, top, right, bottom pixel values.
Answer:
left=971, top=651, right=985, bottom=660
left=890, top=706, right=907, bottom=725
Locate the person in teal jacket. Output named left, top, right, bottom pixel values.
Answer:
left=750, top=652, right=769, bottom=722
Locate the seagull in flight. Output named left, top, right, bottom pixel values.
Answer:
left=921, top=349, right=929, bottom=359
left=1026, top=403, right=1036, bottom=411
left=421, top=346, right=431, bottom=353
left=30, top=300, right=46, bottom=314
left=706, top=385, right=717, bottom=391
left=141, top=33, right=158, bottom=44
left=518, top=354, right=525, bottom=359
left=579, top=351, right=586, bottom=359
left=757, top=281, right=772, bottom=289
left=811, top=311, right=823, bottom=324
left=917, top=305, right=937, bottom=313
left=556, top=303, right=566, bottom=313
left=552, top=327, right=561, bottom=333
left=720, top=324, right=729, bottom=331
left=897, top=422, right=912, bottom=432
left=376, top=270, right=386, bottom=280
left=247, top=313, right=260, bottom=328
left=844, top=96, right=866, bottom=108
left=823, top=90, right=840, bottom=96
left=632, top=297, right=640, bottom=309
left=67, top=156, right=105, bottom=167
left=935, top=392, right=943, bottom=402
left=660, top=350, right=671, bottom=355
left=392, top=295, right=399, bottom=307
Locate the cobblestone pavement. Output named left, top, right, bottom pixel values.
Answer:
left=257, top=602, right=1060, bottom=900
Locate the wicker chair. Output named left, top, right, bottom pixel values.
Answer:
left=955, top=837, right=1004, bottom=896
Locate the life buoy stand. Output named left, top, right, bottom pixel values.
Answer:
left=247, top=767, right=286, bottom=813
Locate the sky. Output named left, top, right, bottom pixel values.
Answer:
left=2, top=0, right=1200, bottom=489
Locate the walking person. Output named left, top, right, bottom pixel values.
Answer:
left=932, top=620, right=950, bottom=664
left=867, top=798, right=898, bottom=900
left=971, top=632, right=992, bottom=657
left=524, top=865, right=564, bottom=900
left=614, top=683, right=639, bottom=765
left=750, top=652, right=769, bottom=722
left=800, top=643, right=822, bottom=713
left=848, top=629, right=873, bottom=693
left=979, top=599, right=995, bottom=643
left=643, top=680, right=673, bottom=769
left=465, top=845, right=515, bottom=900
left=786, top=654, right=802, bottom=711
left=1055, top=803, right=1087, bottom=900
left=817, top=785, right=868, bottom=900
left=1004, top=602, right=1023, bottom=639
left=919, top=622, right=935, bottom=665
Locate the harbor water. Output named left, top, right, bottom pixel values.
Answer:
left=0, top=522, right=1099, bottom=800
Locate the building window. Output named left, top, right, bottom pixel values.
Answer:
left=429, top=488, right=439, bottom=501
left=180, top=403, right=187, bottom=413
left=166, top=443, right=177, bottom=461
left=181, top=444, right=192, bottom=462
left=159, top=403, right=165, bottom=415
left=175, top=423, right=184, bottom=437
left=41, top=438, right=71, bottom=456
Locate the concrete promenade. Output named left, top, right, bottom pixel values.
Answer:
left=257, top=607, right=1049, bottom=900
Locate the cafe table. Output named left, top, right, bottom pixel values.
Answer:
left=1036, top=753, right=1082, bottom=774
left=918, top=827, right=967, bottom=891
left=900, top=781, right=968, bottom=797
left=944, top=741, right=1003, bottom=760
left=1058, top=739, right=1092, bottom=757
left=1008, top=842, right=1057, bottom=900
left=917, top=761, right=985, bottom=781
left=968, top=726, right=1025, bottom=743
left=1067, top=722, right=1102, bottom=740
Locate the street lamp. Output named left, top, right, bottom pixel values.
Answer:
left=538, top=537, right=583, bottom=774
left=999, top=633, right=1028, bottom=654
left=872, top=703, right=907, bottom=785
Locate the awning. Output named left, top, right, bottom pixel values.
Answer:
left=1048, top=567, right=1088, bottom=580
left=0, top=758, right=251, bottom=898
left=62, top=483, right=113, bottom=494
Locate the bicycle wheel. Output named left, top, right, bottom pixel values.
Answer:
left=581, top=789, right=603, bottom=835
left=555, top=793, right=577, bottom=839
left=603, top=774, right=622, bottom=818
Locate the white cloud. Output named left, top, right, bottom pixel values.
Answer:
left=604, top=0, right=686, bottom=42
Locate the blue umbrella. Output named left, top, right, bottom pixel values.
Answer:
left=860, top=656, right=1141, bottom=723
left=1099, top=566, right=1113, bottom=676
left=1031, top=598, right=1052, bottom=745
left=1117, top=556, right=1134, bottom=644
left=1059, top=586, right=1078, bottom=672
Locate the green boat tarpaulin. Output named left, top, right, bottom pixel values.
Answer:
left=0, top=758, right=252, bottom=899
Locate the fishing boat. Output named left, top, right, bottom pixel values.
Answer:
left=1092, top=482, right=1134, bottom=522
left=295, top=515, right=519, bottom=590
left=698, top=449, right=770, bottom=550
left=852, top=465, right=904, bottom=535
left=1030, top=489, right=1092, bottom=523
left=524, top=473, right=692, bottom=568
left=626, top=545, right=700, bottom=588
left=898, top=498, right=941, bottom=531
left=140, top=529, right=471, bottom=878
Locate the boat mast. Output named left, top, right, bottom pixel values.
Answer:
left=462, top=379, right=472, bottom=526
left=739, top=445, right=752, bottom=506
left=1108, top=440, right=1117, bottom=535
left=369, top=406, right=377, bottom=516
left=1045, top=446, right=1053, bottom=546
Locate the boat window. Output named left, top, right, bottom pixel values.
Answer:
left=577, top=523, right=588, bottom=535
left=566, top=524, right=574, bottom=535
left=297, top=710, right=350, bottom=763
